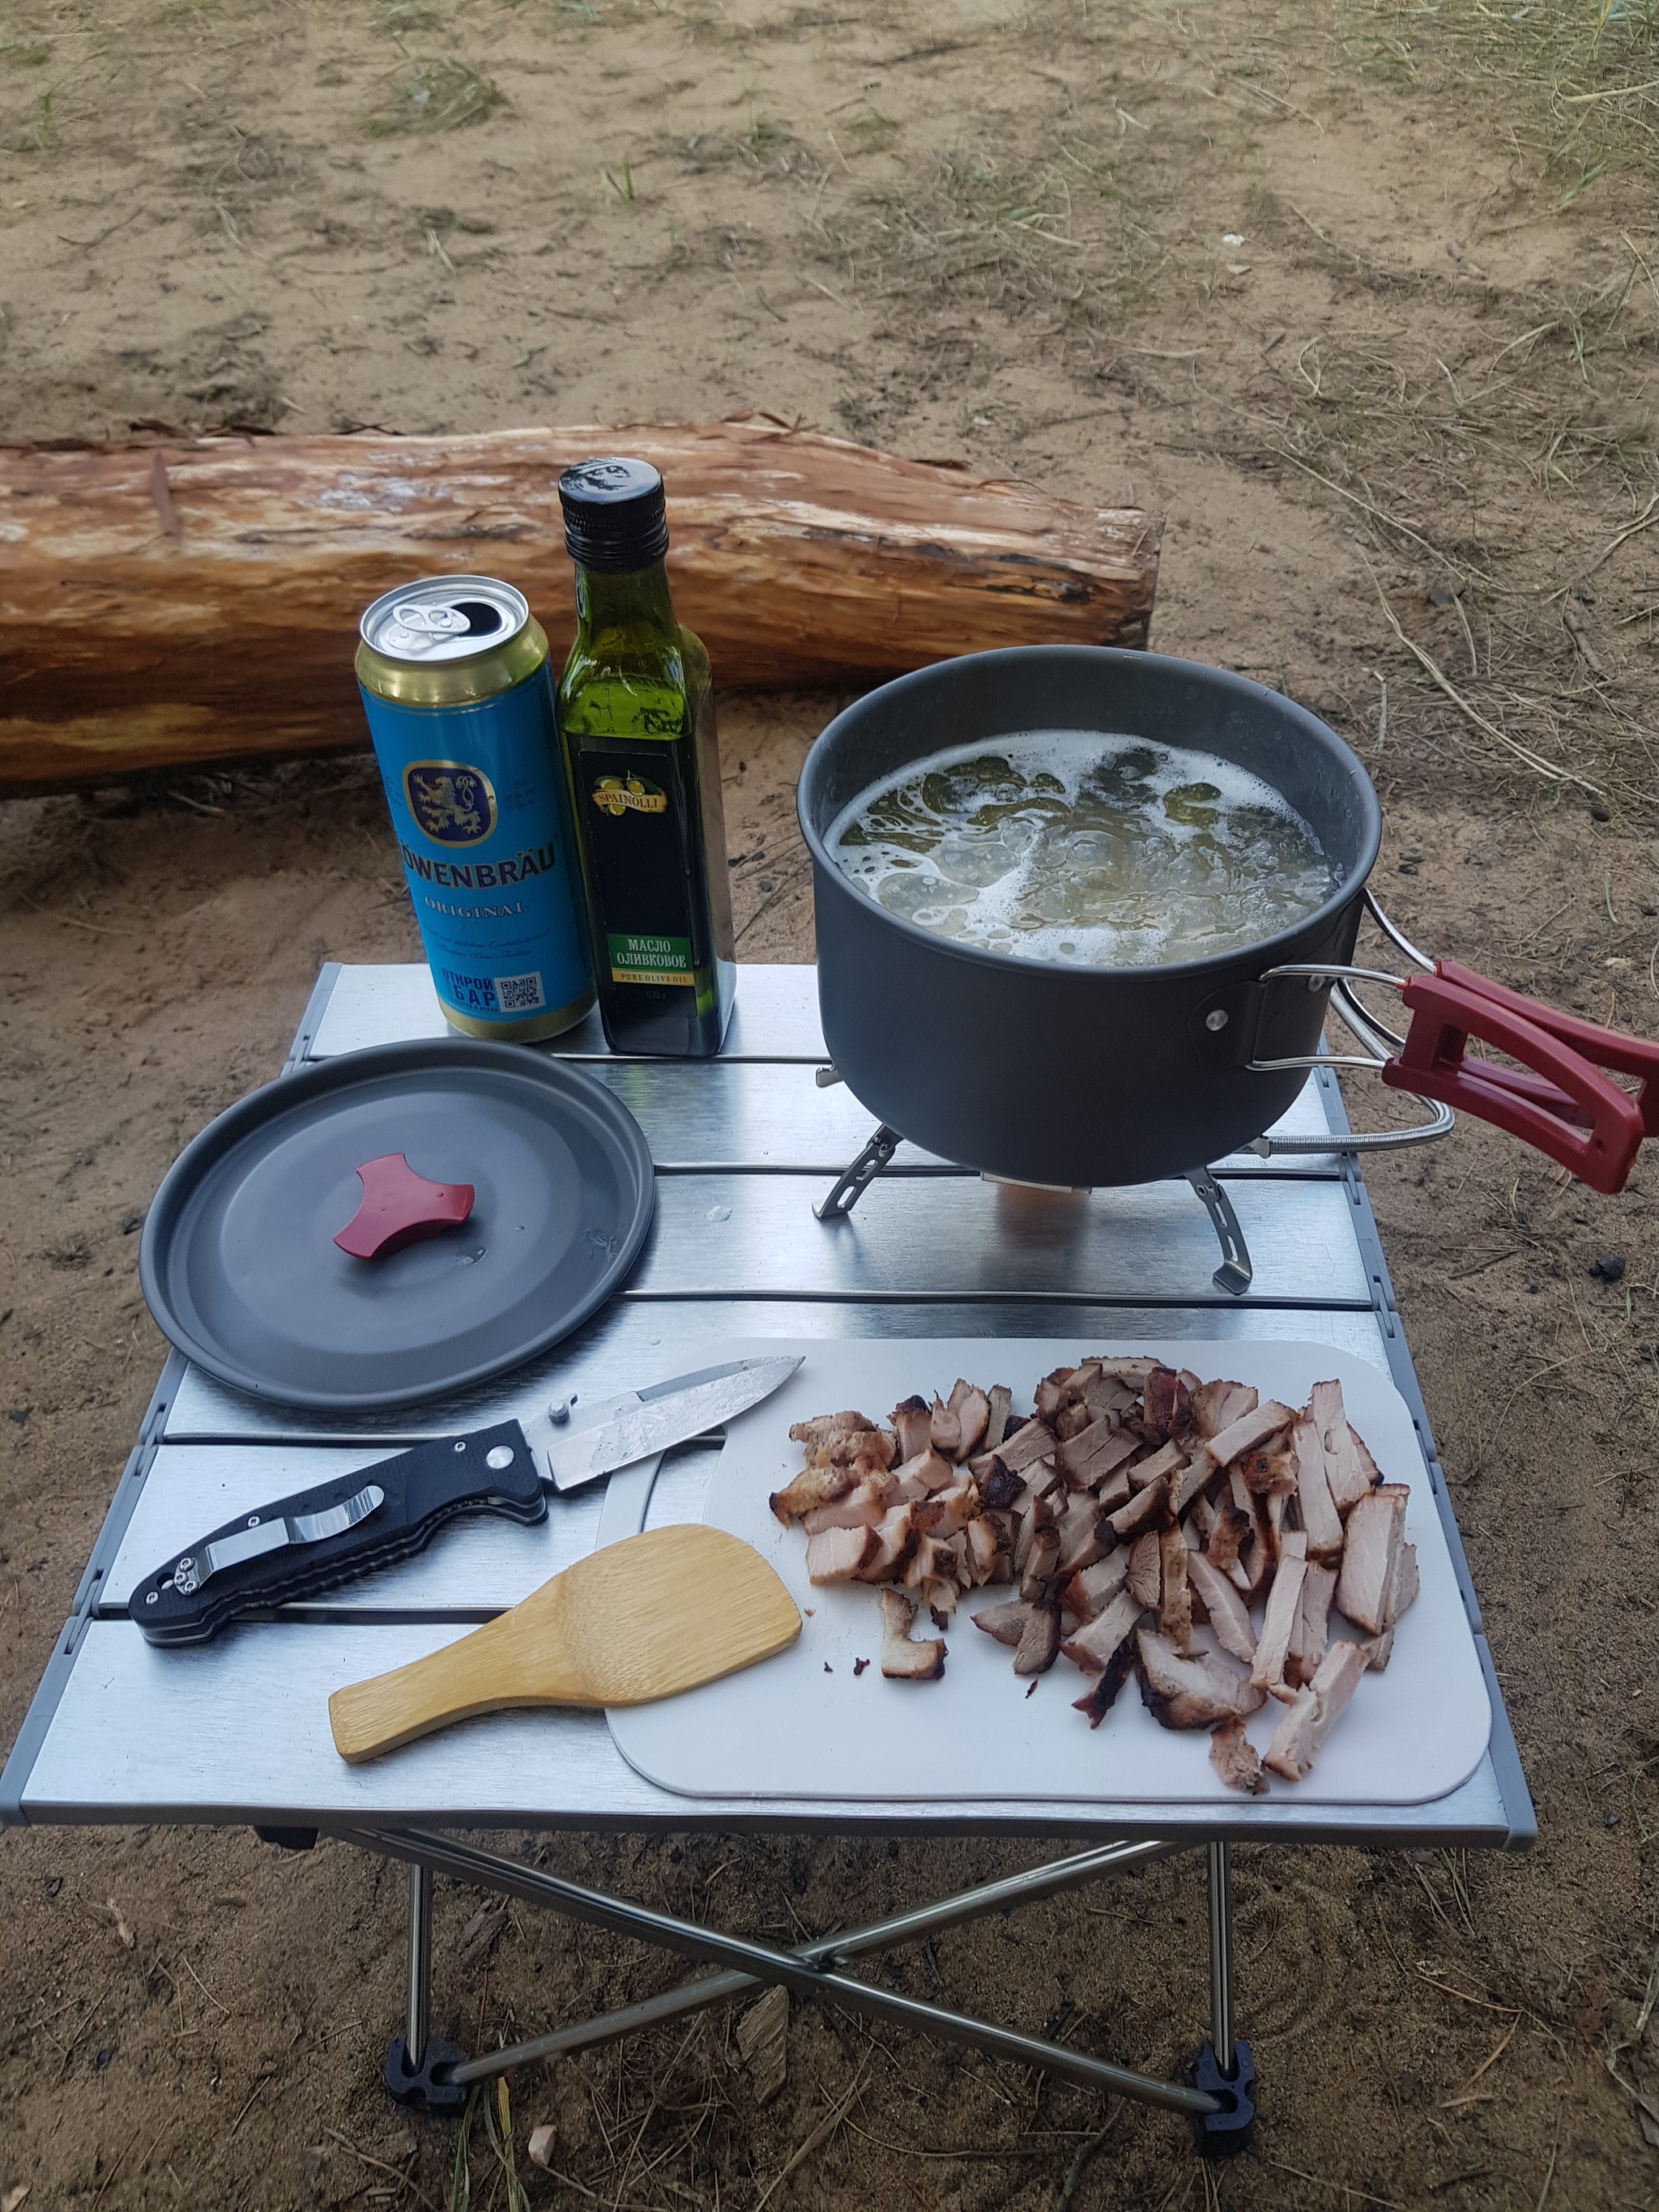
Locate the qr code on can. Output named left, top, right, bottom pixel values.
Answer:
left=495, top=971, right=546, bottom=1013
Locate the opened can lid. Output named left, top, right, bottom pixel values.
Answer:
left=360, top=575, right=531, bottom=666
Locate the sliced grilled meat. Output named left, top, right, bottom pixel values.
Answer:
left=1209, top=1718, right=1268, bottom=1796
left=1137, top=1631, right=1266, bottom=1728
left=879, top=1589, right=946, bottom=1681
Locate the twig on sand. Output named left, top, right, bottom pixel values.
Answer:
left=1372, top=587, right=1601, bottom=795
left=753, top=2063, right=868, bottom=2212
left=1257, top=2155, right=1405, bottom=2209
left=1583, top=491, right=1659, bottom=580
left=326, top=2126, right=440, bottom=2212
left=1053, top=2103, right=1124, bottom=2212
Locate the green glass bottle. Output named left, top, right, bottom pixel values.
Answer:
left=554, top=458, right=736, bottom=1056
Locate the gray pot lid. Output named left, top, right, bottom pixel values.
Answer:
left=139, top=1040, right=655, bottom=1412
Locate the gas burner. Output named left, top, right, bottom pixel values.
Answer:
left=811, top=1111, right=1254, bottom=1298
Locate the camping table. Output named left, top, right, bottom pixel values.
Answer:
left=0, top=961, right=1533, bottom=2147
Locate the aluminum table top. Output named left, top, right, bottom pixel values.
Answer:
left=0, top=961, right=1533, bottom=1848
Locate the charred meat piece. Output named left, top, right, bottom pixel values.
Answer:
left=1158, top=1524, right=1193, bottom=1652
left=789, top=1411, right=878, bottom=1451
left=1079, top=1371, right=1138, bottom=1421
left=1034, top=1367, right=1075, bottom=1423
left=855, top=1502, right=916, bottom=1583
left=1263, top=1639, right=1370, bottom=1780
left=954, top=1385, right=991, bottom=1460
left=1140, top=1364, right=1192, bottom=1443
left=1128, top=1438, right=1185, bottom=1492
left=996, top=1418, right=1059, bottom=1474
left=1056, top=1417, right=1141, bottom=1491
left=879, top=1588, right=946, bottom=1681
left=913, top=1481, right=980, bottom=1538
left=972, top=1599, right=1034, bottom=1647
left=1169, top=1455, right=1215, bottom=1519
left=1310, top=1381, right=1380, bottom=1515
left=1061, top=1587, right=1143, bottom=1675
left=1018, top=1524, right=1062, bottom=1601
left=978, top=1456, right=1025, bottom=1512
left=1335, top=1482, right=1409, bottom=1635
left=891, top=1396, right=934, bottom=1463
left=1209, top=1718, right=1268, bottom=1796
left=1013, top=1603, right=1062, bottom=1677
left=1287, top=1562, right=1338, bottom=1686
left=1190, top=1378, right=1258, bottom=1439
left=1061, top=1551, right=1130, bottom=1625
left=1250, top=1528, right=1307, bottom=1700
left=1290, top=1416, right=1344, bottom=1558
left=1137, top=1631, right=1266, bottom=1729
left=1187, top=1552, right=1256, bottom=1666
left=983, top=1384, right=1013, bottom=1453
left=1107, top=1473, right=1170, bottom=1543
left=1126, top=1529, right=1162, bottom=1609
left=805, top=1524, right=877, bottom=1584
left=1055, top=1493, right=1114, bottom=1577
left=800, top=1474, right=898, bottom=1533
left=893, top=1447, right=955, bottom=1502
left=962, top=1514, right=1005, bottom=1585
left=903, top=1532, right=960, bottom=1592
left=1206, top=1400, right=1295, bottom=1468
left=929, top=1394, right=962, bottom=1460
left=769, top=1463, right=859, bottom=1524
left=1072, top=1631, right=1137, bottom=1726
left=1239, top=1444, right=1299, bottom=1498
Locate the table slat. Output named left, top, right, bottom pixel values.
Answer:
left=24, top=1619, right=1512, bottom=1843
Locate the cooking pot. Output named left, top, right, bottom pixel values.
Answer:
left=798, top=646, right=1659, bottom=1196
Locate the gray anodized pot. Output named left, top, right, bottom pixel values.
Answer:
left=797, top=647, right=1382, bottom=1188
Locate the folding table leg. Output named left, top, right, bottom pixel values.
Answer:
left=351, top=1826, right=1223, bottom=2123
left=1191, top=1840, right=1256, bottom=2157
left=383, top=1860, right=467, bottom=2115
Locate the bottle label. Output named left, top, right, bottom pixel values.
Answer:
left=580, top=748, right=703, bottom=991
left=607, top=932, right=694, bottom=987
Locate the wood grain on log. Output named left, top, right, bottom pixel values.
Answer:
left=0, top=418, right=1159, bottom=794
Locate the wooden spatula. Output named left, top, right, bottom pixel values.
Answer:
left=328, top=1524, right=800, bottom=1764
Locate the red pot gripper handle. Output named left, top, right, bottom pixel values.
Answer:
left=1380, top=961, right=1659, bottom=1196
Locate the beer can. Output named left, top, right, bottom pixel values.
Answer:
left=356, top=575, right=595, bottom=1041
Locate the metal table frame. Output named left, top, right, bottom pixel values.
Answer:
left=1, top=962, right=1533, bottom=2152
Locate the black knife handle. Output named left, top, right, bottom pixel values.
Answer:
left=131, top=1421, right=547, bottom=1647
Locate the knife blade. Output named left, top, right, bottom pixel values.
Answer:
left=536, top=1355, right=804, bottom=1493
left=131, top=1353, right=804, bottom=1646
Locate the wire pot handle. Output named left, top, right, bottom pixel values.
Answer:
left=1252, top=892, right=1659, bottom=1196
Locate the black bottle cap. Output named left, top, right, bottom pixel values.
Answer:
left=558, top=457, right=671, bottom=573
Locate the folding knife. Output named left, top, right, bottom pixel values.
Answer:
left=130, top=1354, right=802, bottom=1646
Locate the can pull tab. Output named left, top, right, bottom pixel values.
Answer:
left=333, top=1153, right=476, bottom=1261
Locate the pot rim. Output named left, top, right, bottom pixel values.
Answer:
left=797, top=644, right=1384, bottom=987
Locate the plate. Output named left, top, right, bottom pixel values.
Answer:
left=139, top=1040, right=654, bottom=1411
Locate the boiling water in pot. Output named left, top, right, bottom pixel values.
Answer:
left=828, top=731, right=1339, bottom=968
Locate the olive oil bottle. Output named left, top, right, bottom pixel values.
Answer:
left=555, top=458, right=736, bottom=1056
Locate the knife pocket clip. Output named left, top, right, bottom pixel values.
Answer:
left=168, top=1481, right=387, bottom=1596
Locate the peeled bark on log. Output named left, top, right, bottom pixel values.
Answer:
left=0, top=418, right=1159, bottom=794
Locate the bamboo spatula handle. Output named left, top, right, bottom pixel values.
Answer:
left=329, top=1596, right=592, bottom=1764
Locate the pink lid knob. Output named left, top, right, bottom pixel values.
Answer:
left=333, top=1153, right=476, bottom=1261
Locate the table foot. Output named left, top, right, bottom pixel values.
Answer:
left=1190, top=2039, right=1255, bottom=2157
left=1183, top=1166, right=1254, bottom=1296
left=384, top=2035, right=467, bottom=2116
left=814, top=1123, right=903, bottom=1220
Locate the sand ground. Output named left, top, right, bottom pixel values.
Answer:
left=5, top=2, right=1659, bottom=2206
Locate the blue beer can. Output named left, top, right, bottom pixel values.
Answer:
left=356, top=575, right=595, bottom=1040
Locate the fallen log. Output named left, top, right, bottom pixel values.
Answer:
left=0, top=418, right=1159, bottom=794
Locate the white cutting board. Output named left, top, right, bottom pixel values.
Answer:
left=601, top=1340, right=1491, bottom=1807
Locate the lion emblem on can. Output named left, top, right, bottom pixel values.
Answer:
left=404, top=761, right=498, bottom=845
